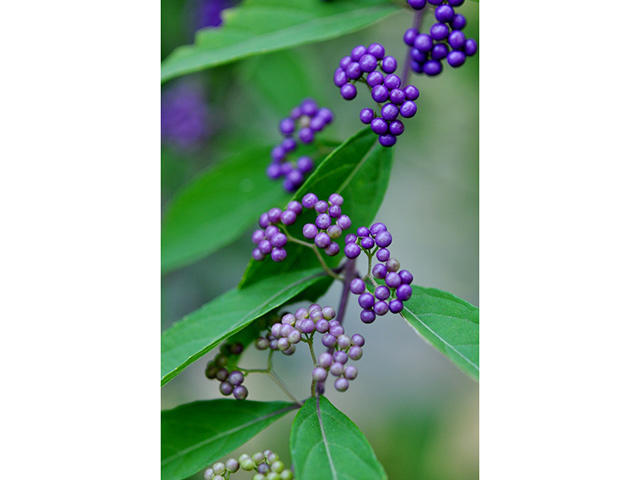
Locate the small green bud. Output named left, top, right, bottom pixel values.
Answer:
left=252, top=452, right=265, bottom=463
left=280, top=469, right=293, bottom=480
left=271, top=460, right=285, bottom=473
left=266, top=473, right=281, bottom=480
left=212, top=462, right=225, bottom=475
left=241, top=459, right=256, bottom=471
left=252, top=475, right=265, bottom=480
left=267, top=452, right=279, bottom=464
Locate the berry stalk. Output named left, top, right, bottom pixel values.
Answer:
left=401, top=7, right=427, bottom=86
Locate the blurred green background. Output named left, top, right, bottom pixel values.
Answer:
left=161, top=1, right=478, bottom=478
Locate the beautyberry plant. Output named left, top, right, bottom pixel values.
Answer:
left=161, top=2, right=479, bottom=479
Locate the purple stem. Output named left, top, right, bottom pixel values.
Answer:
left=315, top=259, right=356, bottom=395
left=400, top=8, right=426, bottom=87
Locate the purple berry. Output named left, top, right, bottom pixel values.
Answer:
left=345, top=242, right=361, bottom=259
left=389, top=120, right=404, bottom=136
left=360, top=108, right=374, bottom=124
left=279, top=117, right=295, bottom=136
left=271, top=145, right=286, bottom=162
left=267, top=164, right=282, bottom=179
left=299, top=127, right=314, bottom=144
left=219, top=381, right=233, bottom=396
left=359, top=54, right=377, bottom=73
left=371, top=118, right=388, bottom=135
left=384, top=74, right=401, bottom=90
left=328, top=205, right=341, bottom=218
left=315, top=213, right=331, bottom=229
left=312, top=367, right=328, bottom=382
left=299, top=318, right=315, bottom=334
left=432, top=43, right=449, bottom=60
left=360, top=236, right=375, bottom=249
left=329, top=324, right=344, bottom=337
left=345, top=233, right=357, bottom=244
left=404, top=85, right=420, bottom=101
left=435, top=4, right=455, bottom=22
left=334, top=349, right=349, bottom=363
left=400, top=101, right=417, bottom=118
left=346, top=62, right=362, bottom=80
left=258, top=239, right=272, bottom=254
left=288, top=200, right=302, bottom=214
left=340, top=83, right=357, bottom=100
left=329, top=362, right=344, bottom=376
left=372, top=263, right=387, bottom=279
left=271, top=232, right=287, bottom=248
left=325, top=241, right=340, bottom=256
left=430, top=23, right=449, bottom=41
left=447, top=50, right=466, bottom=67
left=302, top=193, right=318, bottom=208
left=264, top=225, right=278, bottom=239
left=381, top=56, right=397, bottom=73
left=449, top=30, right=466, bottom=50
left=322, top=334, right=337, bottom=347
left=233, top=385, right=248, bottom=400
left=367, top=42, right=385, bottom=59
left=268, top=207, right=282, bottom=223
left=370, top=222, right=386, bottom=234
left=318, top=107, right=333, bottom=123
left=374, top=301, right=389, bottom=315
left=281, top=209, right=297, bottom=225
left=410, top=48, right=428, bottom=64
left=277, top=337, right=289, bottom=351
left=315, top=232, right=331, bottom=249
left=451, top=14, right=466, bottom=30
left=335, top=378, right=349, bottom=392
left=290, top=106, right=302, bottom=119
left=301, top=99, right=318, bottom=116
left=316, top=319, right=329, bottom=333
left=351, top=334, right=365, bottom=347
left=327, top=224, right=342, bottom=239
left=251, top=229, right=265, bottom=244
left=323, top=306, right=336, bottom=320
left=449, top=0, right=464, bottom=7
left=288, top=330, right=302, bottom=344
left=403, top=27, right=418, bottom=46
left=375, top=285, right=390, bottom=300
left=297, top=156, right=313, bottom=173
left=381, top=103, right=399, bottom=121
left=386, top=258, right=400, bottom=272
left=337, top=215, right=352, bottom=230
left=389, top=299, right=404, bottom=313
left=350, top=278, right=366, bottom=294
left=366, top=71, right=384, bottom=87
left=228, top=370, right=244, bottom=386
left=309, top=115, right=326, bottom=132
left=385, top=272, right=402, bottom=288
left=351, top=45, right=367, bottom=61
left=344, top=365, right=358, bottom=380
left=360, top=310, right=376, bottom=323
left=375, top=230, right=392, bottom=247
left=315, top=200, right=328, bottom=213
left=336, top=335, right=351, bottom=350
left=318, top=352, right=332, bottom=368
left=215, top=368, right=228, bottom=381
left=389, top=89, right=405, bottom=105
left=329, top=193, right=343, bottom=205
left=423, top=60, right=443, bottom=76
left=339, top=56, right=351, bottom=69
left=371, top=85, right=388, bottom=103
left=358, top=293, right=375, bottom=309
left=396, top=284, right=413, bottom=301
left=348, top=345, right=363, bottom=360
left=303, top=223, right=318, bottom=239
left=334, top=67, right=347, bottom=87
left=376, top=248, right=390, bottom=261
left=464, top=39, right=478, bottom=56
left=414, top=33, right=433, bottom=52
left=399, top=269, right=414, bottom=284
left=407, top=0, right=427, bottom=9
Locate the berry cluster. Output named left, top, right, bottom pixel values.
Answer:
left=255, top=304, right=337, bottom=355
left=251, top=201, right=303, bottom=262
left=205, top=341, right=249, bottom=400
left=333, top=44, right=420, bottom=147
left=404, top=0, right=478, bottom=76
left=313, top=332, right=364, bottom=393
left=204, top=450, right=293, bottom=480
left=301, top=192, right=351, bottom=256
left=267, top=99, right=333, bottom=192
left=344, top=222, right=414, bottom=322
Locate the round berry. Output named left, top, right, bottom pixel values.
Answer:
left=344, top=365, right=358, bottom=380
left=219, top=381, right=233, bottom=395
left=318, top=352, right=333, bottom=368
left=432, top=43, right=449, bottom=60
left=346, top=61, right=362, bottom=80
left=451, top=13, right=467, bottom=30
left=350, top=278, right=366, bottom=294
left=334, top=67, right=347, bottom=87
left=366, top=71, right=384, bottom=86
left=368, top=42, right=385, bottom=59
left=360, top=310, right=376, bottom=323
left=449, top=30, right=466, bottom=50
left=303, top=223, right=318, bottom=239
left=423, top=59, right=443, bottom=76
left=288, top=330, right=301, bottom=344
left=375, top=285, right=390, bottom=300
left=371, top=118, right=388, bottom=135
left=258, top=239, right=272, bottom=255
left=340, top=83, right=357, bottom=100
left=330, top=362, right=344, bottom=376
left=328, top=204, right=341, bottom=218
left=312, top=367, right=328, bottom=382
left=371, top=85, right=389, bottom=103
left=322, top=306, right=336, bottom=320
left=271, top=248, right=287, bottom=262
left=226, top=459, right=240, bottom=473
left=408, top=0, right=427, bottom=8
left=315, top=213, right=331, bottom=229
left=335, top=378, right=349, bottom=392
left=386, top=258, right=400, bottom=272
left=374, top=300, right=389, bottom=315
left=359, top=53, right=377, bottom=73
left=404, top=27, right=419, bottom=46
left=389, top=120, right=404, bottom=136
left=358, top=292, right=375, bottom=309
left=375, top=230, right=392, bottom=247
left=430, top=22, right=449, bottom=41
left=381, top=56, right=397, bottom=73
left=410, top=48, right=427, bottom=64
left=315, top=200, right=328, bottom=213
left=397, top=284, right=413, bottom=301
left=322, top=334, right=337, bottom=347
left=345, top=242, right=361, bottom=259
left=389, top=298, right=404, bottom=313
left=414, top=33, right=433, bottom=52
left=280, top=209, right=297, bottom=225
left=374, top=249, right=389, bottom=263
left=329, top=324, right=344, bottom=337
left=298, top=318, right=315, bottom=334
left=400, top=101, right=417, bottom=118
left=337, top=214, right=352, bottom=230
left=271, top=146, right=286, bottom=162
left=337, top=335, right=351, bottom=350
left=435, top=4, right=454, bottom=22
left=385, top=271, right=402, bottom=288
left=325, top=241, right=340, bottom=256
left=351, top=44, right=366, bottom=61
left=339, top=55, right=351, bottom=69
left=351, top=334, right=365, bottom=347
left=360, top=108, right=374, bottom=124
left=301, top=98, right=318, bottom=116
left=345, top=233, right=357, bottom=244
left=302, top=193, right=318, bottom=208
left=447, top=50, right=466, bottom=67
left=361, top=236, right=375, bottom=249
left=384, top=74, right=401, bottom=90
left=389, top=89, right=406, bottom=105
left=318, top=107, right=333, bottom=124
left=379, top=134, right=396, bottom=147
left=381, top=103, right=399, bottom=121
left=314, top=232, right=331, bottom=248
left=399, top=269, right=414, bottom=284
left=271, top=232, right=287, bottom=248
left=327, top=224, right=342, bottom=239
left=316, top=319, right=329, bottom=333
left=348, top=345, right=363, bottom=360
left=215, top=368, right=228, bottom=381
left=464, top=39, right=478, bottom=56
left=299, top=127, right=314, bottom=144
left=277, top=337, right=289, bottom=351
left=372, top=263, right=387, bottom=279
left=228, top=370, right=244, bottom=386
left=334, top=350, right=349, bottom=363
left=357, top=226, right=370, bottom=237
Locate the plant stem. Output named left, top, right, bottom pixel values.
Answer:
left=269, top=370, right=301, bottom=406
left=284, top=233, right=342, bottom=281
left=400, top=8, right=426, bottom=87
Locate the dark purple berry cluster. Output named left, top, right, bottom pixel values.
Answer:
left=204, top=450, right=293, bottom=480
left=205, top=341, right=249, bottom=400
left=255, top=304, right=337, bottom=355
left=301, top=192, right=351, bottom=256
left=333, top=44, right=420, bottom=147
left=314, top=331, right=364, bottom=393
left=404, top=0, right=477, bottom=76
left=267, top=98, right=333, bottom=192
left=344, top=222, right=414, bottom=322
left=251, top=201, right=303, bottom=262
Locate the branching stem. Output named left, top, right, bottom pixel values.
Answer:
left=400, top=8, right=427, bottom=86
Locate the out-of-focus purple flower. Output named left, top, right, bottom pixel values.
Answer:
left=188, top=0, right=238, bottom=34
left=161, top=79, right=212, bottom=151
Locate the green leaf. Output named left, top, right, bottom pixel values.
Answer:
left=240, top=128, right=393, bottom=287
left=161, top=267, right=326, bottom=385
left=161, top=0, right=400, bottom=82
left=290, top=396, right=387, bottom=480
left=401, top=287, right=479, bottom=380
left=162, top=399, right=297, bottom=480
left=161, top=144, right=288, bottom=273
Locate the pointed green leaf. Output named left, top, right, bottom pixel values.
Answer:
left=161, top=0, right=399, bottom=82
left=240, top=128, right=393, bottom=287
left=290, top=396, right=387, bottom=480
left=161, top=267, right=326, bottom=385
left=162, top=399, right=297, bottom=480
left=401, top=287, right=479, bottom=380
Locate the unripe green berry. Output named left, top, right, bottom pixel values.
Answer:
left=267, top=452, right=279, bottom=464
left=205, top=361, right=218, bottom=379
left=241, top=459, right=256, bottom=471
left=226, top=458, right=239, bottom=473
left=252, top=452, right=265, bottom=463
left=266, top=473, right=281, bottom=480
left=215, top=355, right=227, bottom=367
left=238, top=453, right=251, bottom=462
left=253, top=474, right=265, bottom=480
left=213, top=476, right=224, bottom=480
left=280, top=469, right=293, bottom=480
left=203, top=467, right=214, bottom=480
left=212, top=462, right=225, bottom=475
left=271, top=460, right=285, bottom=473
